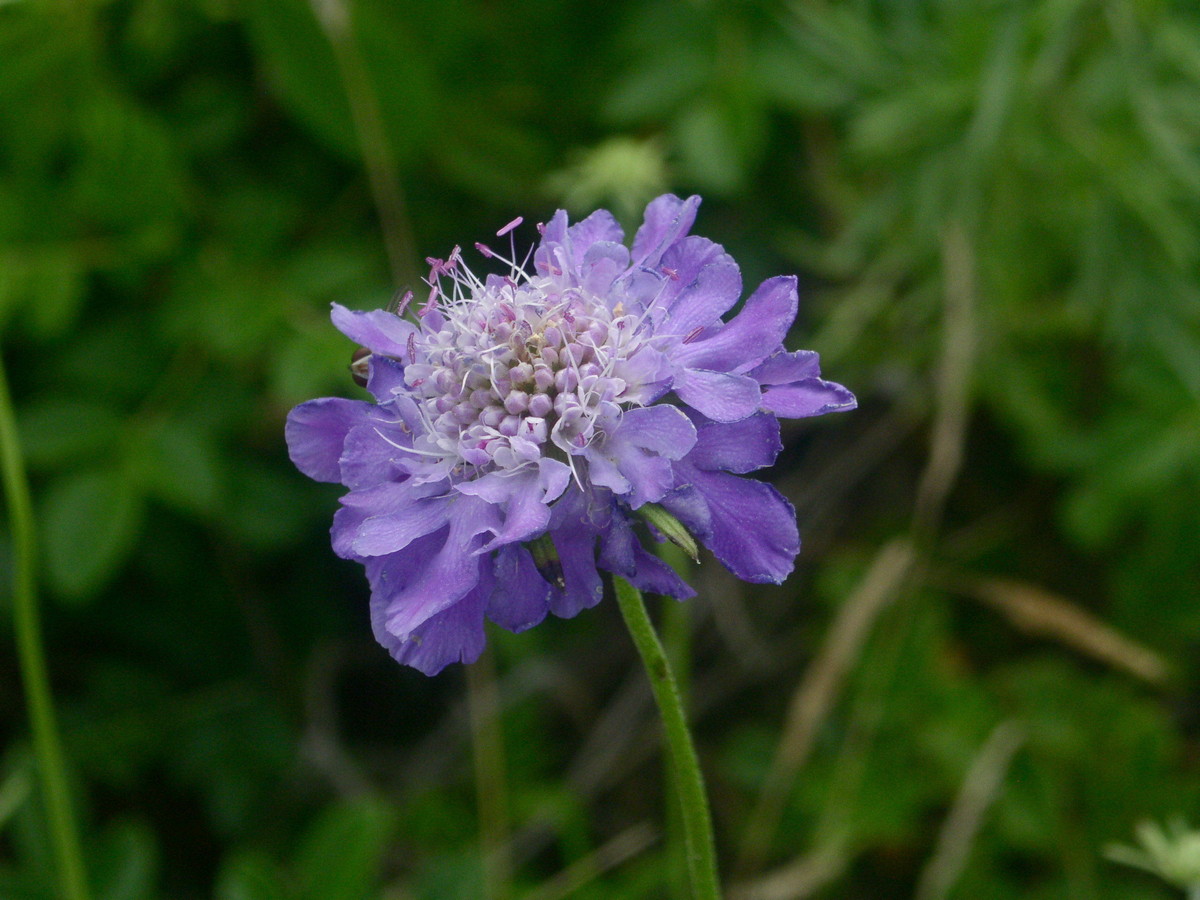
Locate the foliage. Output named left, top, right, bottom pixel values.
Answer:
left=1, top=0, right=1196, bottom=897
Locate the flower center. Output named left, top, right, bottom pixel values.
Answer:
left=403, top=269, right=640, bottom=478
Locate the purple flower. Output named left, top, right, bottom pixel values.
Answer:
left=286, top=195, right=855, bottom=674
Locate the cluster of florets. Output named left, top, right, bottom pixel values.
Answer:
left=286, top=195, right=855, bottom=674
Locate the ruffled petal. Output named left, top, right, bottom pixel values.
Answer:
left=286, top=397, right=371, bottom=483
left=676, top=461, right=799, bottom=584
left=487, top=544, right=552, bottom=633
left=377, top=495, right=501, bottom=638
left=549, top=524, right=604, bottom=618
left=673, top=368, right=762, bottom=423
left=657, top=253, right=743, bottom=338
left=351, top=494, right=455, bottom=557
left=631, top=194, right=701, bottom=267
left=673, top=276, right=797, bottom=374
left=330, top=303, right=417, bottom=359
left=585, top=405, right=696, bottom=507
left=339, top=413, right=413, bottom=490
left=627, top=545, right=696, bottom=600
left=686, top=412, right=781, bottom=474
left=374, top=558, right=494, bottom=675
left=761, top=379, right=858, bottom=418
left=365, top=355, right=408, bottom=400
left=567, top=209, right=625, bottom=266
left=750, top=349, right=822, bottom=384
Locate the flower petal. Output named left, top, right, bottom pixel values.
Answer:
left=286, top=397, right=371, bottom=483
left=365, top=355, right=408, bottom=400
left=373, top=557, right=493, bottom=675
left=351, top=494, right=455, bottom=557
left=673, top=368, right=762, bottom=423
left=631, top=194, right=701, bottom=267
left=658, top=252, right=743, bottom=337
left=676, top=461, right=799, bottom=583
left=568, top=209, right=625, bottom=264
left=487, top=545, right=552, bottom=633
left=330, top=303, right=417, bottom=359
left=686, top=412, right=781, bottom=474
left=378, top=495, right=501, bottom=638
left=673, top=276, right=797, bottom=374
left=627, top=545, right=696, bottom=600
left=586, top=405, right=697, bottom=507
left=750, top=349, right=822, bottom=384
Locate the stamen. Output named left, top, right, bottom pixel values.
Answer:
left=497, top=216, right=523, bottom=237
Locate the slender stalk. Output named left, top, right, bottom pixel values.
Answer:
left=613, top=577, right=719, bottom=900
left=658, top=544, right=693, bottom=899
left=0, top=354, right=90, bottom=900
left=466, top=645, right=511, bottom=900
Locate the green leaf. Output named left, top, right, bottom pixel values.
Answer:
left=40, top=467, right=143, bottom=603
left=294, top=797, right=396, bottom=900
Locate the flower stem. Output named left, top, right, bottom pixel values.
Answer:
left=0, top=354, right=90, bottom=900
left=466, top=644, right=511, bottom=900
left=613, top=577, right=720, bottom=900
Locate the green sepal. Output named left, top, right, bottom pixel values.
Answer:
left=526, top=533, right=565, bottom=587
left=639, top=503, right=700, bottom=563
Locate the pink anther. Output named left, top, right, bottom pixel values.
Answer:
left=496, top=216, right=523, bottom=237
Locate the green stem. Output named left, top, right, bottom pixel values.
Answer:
left=613, top=577, right=719, bottom=900
left=466, top=644, right=511, bottom=900
left=0, top=354, right=90, bottom=900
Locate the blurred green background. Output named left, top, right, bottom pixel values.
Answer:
left=2, top=0, right=1198, bottom=897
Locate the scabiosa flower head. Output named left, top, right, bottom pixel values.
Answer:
left=286, top=195, right=855, bottom=674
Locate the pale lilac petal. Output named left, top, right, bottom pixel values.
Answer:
left=581, top=242, right=631, bottom=296
left=331, top=481, right=419, bottom=557
left=658, top=252, right=741, bottom=334
left=673, top=276, right=797, bottom=374
left=351, top=495, right=454, bottom=557
left=455, top=460, right=571, bottom=549
left=373, top=558, right=493, bottom=675
left=567, top=209, right=625, bottom=265
left=631, top=194, right=701, bottom=267
left=618, top=405, right=697, bottom=459
left=585, top=405, right=696, bottom=507
left=330, top=303, right=417, bottom=359
left=673, top=368, right=762, bottom=423
left=686, top=412, right=781, bottom=474
left=380, top=496, right=501, bottom=638
left=365, top=355, right=407, bottom=400
left=286, top=398, right=370, bottom=483
left=339, top=420, right=408, bottom=490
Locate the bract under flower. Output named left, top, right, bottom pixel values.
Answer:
left=286, top=194, right=855, bottom=674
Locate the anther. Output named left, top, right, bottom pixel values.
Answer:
left=497, top=216, right=523, bottom=237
